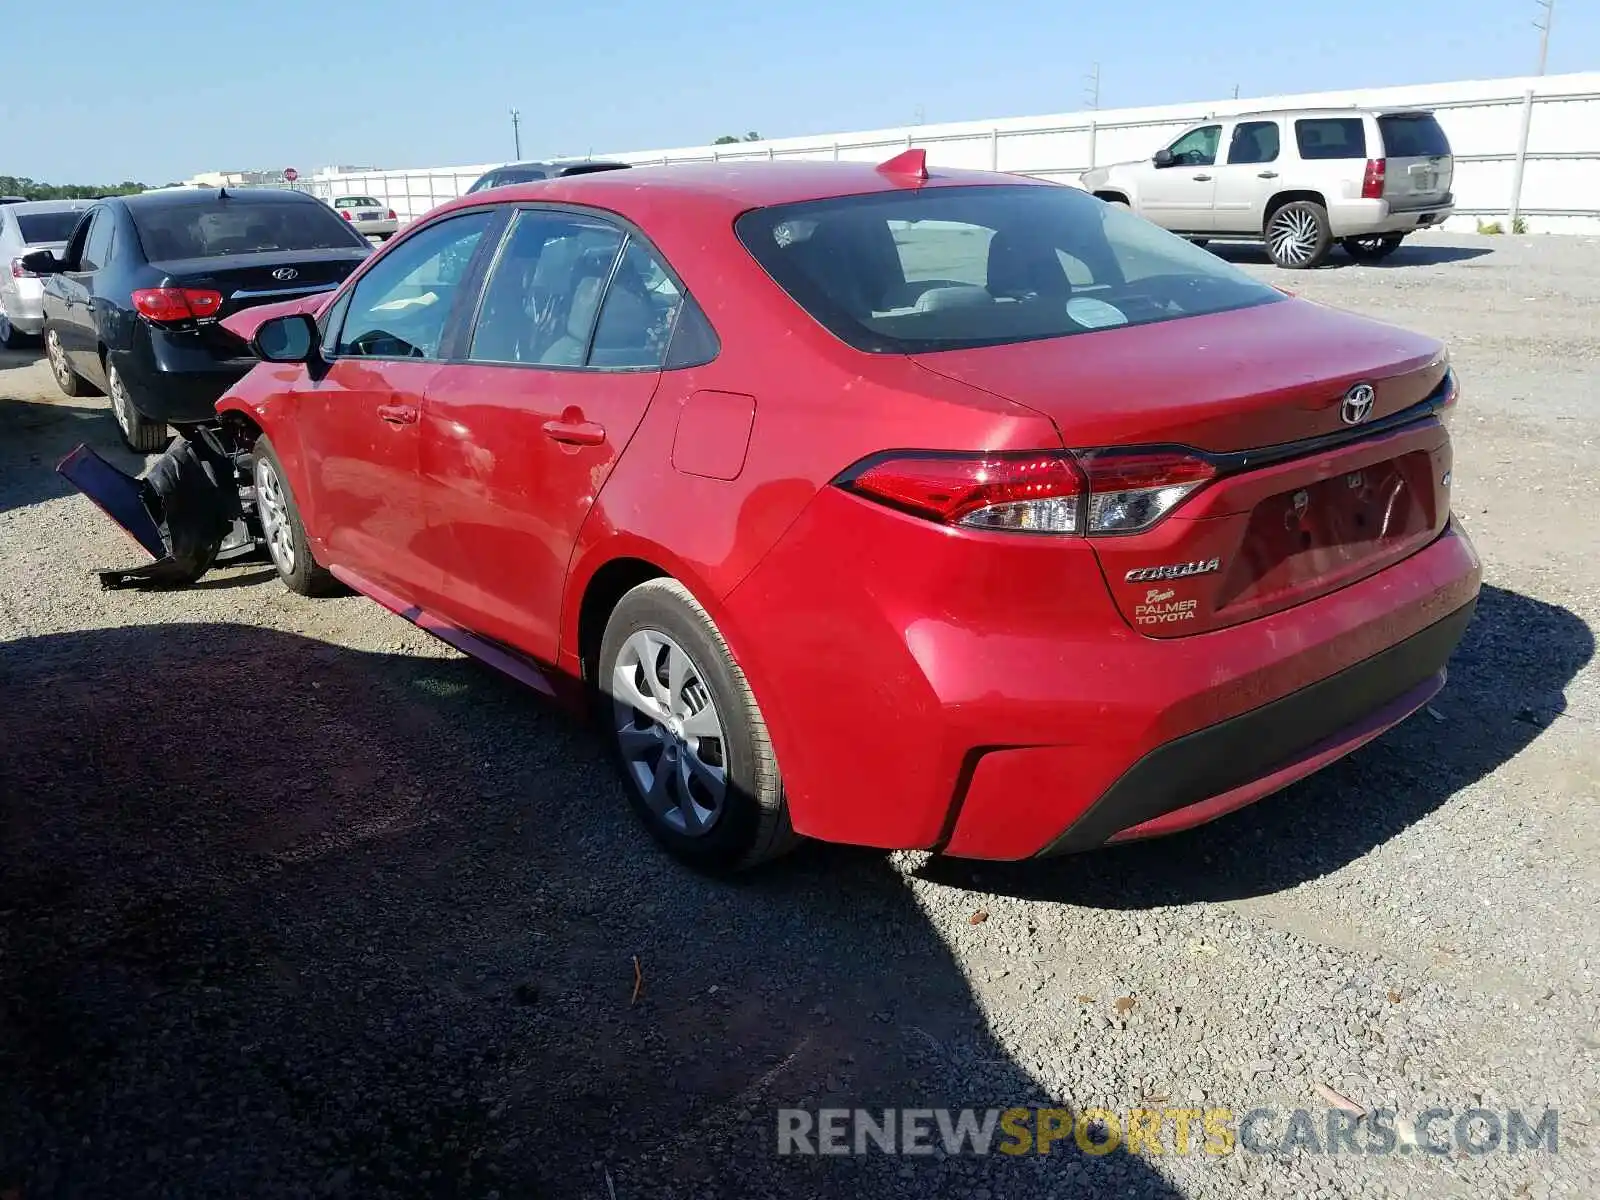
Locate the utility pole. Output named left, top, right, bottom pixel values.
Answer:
left=510, top=108, right=522, bottom=160
left=1534, top=0, right=1554, bottom=75
left=913, top=105, right=925, bottom=126
left=1233, top=84, right=1240, bottom=99
left=1084, top=62, right=1101, bottom=111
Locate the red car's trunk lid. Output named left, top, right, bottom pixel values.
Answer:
left=914, top=299, right=1455, bottom=637
left=914, top=298, right=1445, bottom=451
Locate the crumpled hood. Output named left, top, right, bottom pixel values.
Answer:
left=219, top=290, right=331, bottom=344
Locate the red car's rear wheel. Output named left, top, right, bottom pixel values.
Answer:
left=599, top=578, right=798, bottom=872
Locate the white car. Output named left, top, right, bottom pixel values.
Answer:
left=1080, top=108, right=1455, bottom=269
left=331, top=195, right=399, bottom=239
left=0, top=198, right=93, bottom=347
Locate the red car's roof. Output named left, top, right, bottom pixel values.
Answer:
left=430, top=160, right=1032, bottom=222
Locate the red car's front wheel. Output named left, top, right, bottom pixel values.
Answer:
left=599, top=578, right=798, bottom=873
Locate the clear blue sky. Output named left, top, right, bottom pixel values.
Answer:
left=7, top=0, right=1595, bottom=185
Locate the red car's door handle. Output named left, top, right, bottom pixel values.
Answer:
left=377, top=403, right=418, bottom=425
left=542, top=417, right=606, bottom=446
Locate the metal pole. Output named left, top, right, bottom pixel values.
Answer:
left=1087, top=120, right=1098, bottom=170
left=990, top=128, right=999, bottom=170
left=1507, top=89, right=1535, bottom=229
left=1535, top=0, right=1554, bottom=75
left=510, top=109, right=522, bottom=159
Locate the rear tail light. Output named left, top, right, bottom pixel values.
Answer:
left=838, top=447, right=1216, bottom=536
left=1437, top=366, right=1459, bottom=429
left=341, top=210, right=353, bottom=221
left=1361, top=158, right=1387, bottom=200
left=131, top=287, right=224, bottom=323
left=10, top=257, right=34, bottom=279
left=386, top=209, right=397, bottom=221
left=1078, top=449, right=1217, bottom=534
left=842, top=453, right=1086, bottom=533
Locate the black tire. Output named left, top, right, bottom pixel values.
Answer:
left=1342, top=234, right=1404, bottom=262
left=44, top=327, right=89, bottom=397
left=251, top=435, right=339, bottom=597
left=1264, top=199, right=1332, bottom=269
left=105, top=360, right=170, bottom=453
left=598, top=578, right=798, bottom=873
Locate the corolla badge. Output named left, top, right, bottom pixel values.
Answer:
left=1125, top=557, right=1221, bottom=583
left=1340, top=383, right=1376, bottom=425
left=271, top=267, right=299, bottom=281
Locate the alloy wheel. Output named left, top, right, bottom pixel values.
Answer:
left=107, top=365, right=134, bottom=438
left=1267, top=207, right=1321, bottom=267
left=46, top=330, right=72, bottom=389
left=254, top=456, right=297, bottom=576
left=611, top=629, right=727, bottom=837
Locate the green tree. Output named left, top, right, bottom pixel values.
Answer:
left=712, top=132, right=763, bottom=145
left=0, top=175, right=149, bottom=200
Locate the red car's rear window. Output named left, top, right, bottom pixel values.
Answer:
left=735, top=184, right=1282, bottom=354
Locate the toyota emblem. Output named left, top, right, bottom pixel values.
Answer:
left=1340, top=383, right=1375, bottom=426
left=271, top=267, right=299, bottom=281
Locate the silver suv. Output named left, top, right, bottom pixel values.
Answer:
left=1080, top=108, right=1454, bottom=269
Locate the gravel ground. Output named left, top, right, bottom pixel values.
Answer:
left=2, top=232, right=1597, bottom=1199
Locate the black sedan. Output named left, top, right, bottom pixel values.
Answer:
left=25, top=188, right=372, bottom=451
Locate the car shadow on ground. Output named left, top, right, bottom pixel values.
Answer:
left=0, top=394, right=141, bottom=517
left=0, top=621, right=1185, bottom=1199
left=915, top=582, right=1591, bottom=908
left=1207, top=242, right=1495, bottom=269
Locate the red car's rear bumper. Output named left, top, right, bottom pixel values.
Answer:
left=722, top=489, right=1481, bottom=860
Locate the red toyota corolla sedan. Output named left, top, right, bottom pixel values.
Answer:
left=217, top=152, right=1481, bottom=872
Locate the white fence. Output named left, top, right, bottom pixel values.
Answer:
left=307, top=72, right=1600, bottom=233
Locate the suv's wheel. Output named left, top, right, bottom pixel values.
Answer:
left=599, top=578, right=798, bottom=873
left=45, top=328, right=89, bottom=397
left=106, top=361, right=170, bottom=453
left=1265, top=200, right=1332, bottom=269
left=252, top=436, right=339, bottom=597
left=1342, top=234, right=1404, bottom=262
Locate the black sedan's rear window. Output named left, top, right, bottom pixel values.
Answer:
left=131, top=199, right=366, bottom=260
left=735, top=183, right=1283, bottom=354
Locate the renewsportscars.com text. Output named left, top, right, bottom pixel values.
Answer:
left=776, top=1106, right=1560, bottom=1157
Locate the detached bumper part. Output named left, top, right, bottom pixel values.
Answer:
left=56, top=429, right=250, bottom=588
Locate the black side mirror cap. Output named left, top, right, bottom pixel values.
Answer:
left=1153, top=149, right=1175, bottom=168
left=19, top=249, right=61, bottom=274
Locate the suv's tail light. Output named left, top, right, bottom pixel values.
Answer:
left=838, top=448, right=1216, bottom=536
left=10, top=257, right=34, bottom=279
left=1361, top=158, right=1387, bottom=200
left=131, top=287, right=224, bottom=323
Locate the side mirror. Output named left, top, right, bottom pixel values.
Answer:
left=1153, top=149, right=1175, bottom=168
left=19, top=249, right=61, bottom=274
left=252, top=312, right=318, bottom=363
